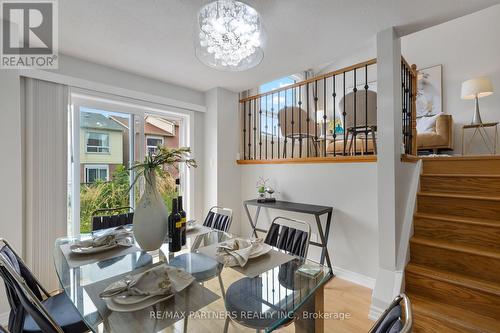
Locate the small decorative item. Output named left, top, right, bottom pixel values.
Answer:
left=130, top=147, right=197, bottom=251
left=256, top=177, right=276, bottom=203
left=264, top=187, right=276, bottom=203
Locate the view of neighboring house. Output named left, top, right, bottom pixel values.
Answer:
left=79, top=111, right=124, bottom=183
left=111, top=115, right=180, bottom=167
left=79, top=113, right=180, bottom=184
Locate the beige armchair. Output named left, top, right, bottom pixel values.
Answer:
left=417, top=114, right=453, bottom=153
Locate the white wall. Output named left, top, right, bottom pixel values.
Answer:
left=402, top=4, right=500, bottom=154
left=0, top=54, right=206, bottom=321
left=204, top=88, right=242, bottom=234
left=240, top=162, right=378, bottom=286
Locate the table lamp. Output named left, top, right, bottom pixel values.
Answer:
left=461, top=77, right=494, bottom=125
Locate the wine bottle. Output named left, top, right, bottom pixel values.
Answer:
left=169, top=198, right=182, bottom=252
left=178, top=196, right=187, bottom=245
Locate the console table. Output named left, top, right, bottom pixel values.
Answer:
left=461, top=122, right=498, bottom=155
left=243, top=199, right=333, bottom=272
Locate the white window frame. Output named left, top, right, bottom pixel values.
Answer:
left=69, top=89, right=193, bottom=237
left=258, top=76, right=297, bottom=137
left=84, top=164, right=109, bottom=183
left=146, top=135, right=164, bottom=155
left=85, top=131, right=110, bottom=154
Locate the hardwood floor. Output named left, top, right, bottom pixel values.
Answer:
left=406, top=157, right=500, bottom=332
left=165, top=276, right=374, bottom=332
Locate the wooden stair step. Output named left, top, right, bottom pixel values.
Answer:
left=417, top=192, right=500, bottom=221
left=414, top=213, right=500, bottom=250
left=409, top=294, right=500, bottom=333
left=422, top=156, right=500, bottom=175
left=406, top=263, right=500, bottom=318
left=410, top=237, right=500, bottom=284
left=420, top=174, right=500, bottom=196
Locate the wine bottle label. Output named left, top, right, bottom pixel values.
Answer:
left=176, top=222, right=183, bottom=228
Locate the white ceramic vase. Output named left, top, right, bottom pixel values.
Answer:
left=133, top=170, right=169, bottom=251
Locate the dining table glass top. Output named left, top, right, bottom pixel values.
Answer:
left=53, top=226, right=332, bottom=332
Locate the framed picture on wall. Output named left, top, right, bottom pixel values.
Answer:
left=417, top=65, right=442, bottom=118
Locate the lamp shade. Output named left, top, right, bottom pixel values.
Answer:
left=461, top=77, right=494, bottom=100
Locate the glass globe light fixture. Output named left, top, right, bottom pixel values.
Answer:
left=195, top=0, right=264, bottom=71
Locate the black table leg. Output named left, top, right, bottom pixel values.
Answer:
left=315, top=213, right=333, bottom=272
left=244, top=203, right=261, bottom=238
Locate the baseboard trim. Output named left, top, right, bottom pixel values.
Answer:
left=368, top=304, right=384, bottom=321
left=0, top=311, right=9, bottom=326
left=333, top=266, right=376, bottom=289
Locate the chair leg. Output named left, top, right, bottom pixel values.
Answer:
left=348, top=134, right=354, bottom=155
left=218, top=272, right=226, bottom=300
left=224, top=317, right=230, bottom=333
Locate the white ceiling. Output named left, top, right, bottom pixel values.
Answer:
left=59, top=0, right=500, bottom=93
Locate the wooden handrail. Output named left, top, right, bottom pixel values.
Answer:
left=401, top=56, right=417, bottom=76
left=239, top=58, right=377, bottom=103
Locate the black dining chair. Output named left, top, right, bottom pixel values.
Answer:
left=0, top=238, right=89, bottom=333
left=368, top=294, right=413, bottom=333
left=91, top=206, right=134, bottom=233
left=223, top=217, right=311, bottom=333
left=202, top=206, right=233, bottom=232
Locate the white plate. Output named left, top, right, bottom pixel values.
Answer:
left=105, top=293, right=174, bottom=312
left=113, top=293, right=164, bottom=306
left=70, top=243, right=120, bottom=254
left=249, top=243, right=272, bottom=259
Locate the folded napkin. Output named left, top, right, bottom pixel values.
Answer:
left=99, top=264, right=173, bottom=298
left=216, top=238, right=263, bottom=267
left=72, top=226, right=132, bottom=249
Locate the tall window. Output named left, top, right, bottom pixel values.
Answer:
left=259, top=76, right=296, bottom=136
left=86, top=132, right=110, bottom=153
left=146, top=136, right=164, bottom=155
left=69, top=95, right=191, bottom=236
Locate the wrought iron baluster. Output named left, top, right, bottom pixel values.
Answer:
left=314, top=80, right=318, bottom=157
left=265, top=94, right=268, bottom=159
left=332, top=74, right=337, bottom=157
left=406, top=67, right=410, bottom=154
left=323, top=78, right=327, bottom=157
left=274, top=92, right=277, bottom=159
left=353, top=68, right=357, bottom=154
left=298, top=85, right=302, bottom=158
left=253, top=98, right=256, bottom=159
left=243, top=101, right=246, bottom=160
left=343, top=72, right=347, bottom=155
left=306, top=82, right=311, bottom=157
left=401, top=62, right=406, bottom=153
left=284, top=89, right=287, bottom=158
left=365, top=65, right=369, bottom=153
left=259, top=97, right=263, bottom=159
left=409, top=68, right=413, bottom=155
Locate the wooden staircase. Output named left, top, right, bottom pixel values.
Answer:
left=405, top=157, right=500, bottom=332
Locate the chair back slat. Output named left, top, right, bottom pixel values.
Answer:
left=202, top=206, right=233, bottom=232
left=264, top=217, right=310, bottom=258
left=91, top=207, right=134, bottom=232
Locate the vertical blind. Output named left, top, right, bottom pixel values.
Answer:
left=23, top=77, right=69, bottom=291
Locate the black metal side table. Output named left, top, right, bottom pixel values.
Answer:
left=243, top=199, right=334, bottom=272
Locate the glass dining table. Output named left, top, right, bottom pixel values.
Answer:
left=53, top=227, right=332, bottom=333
